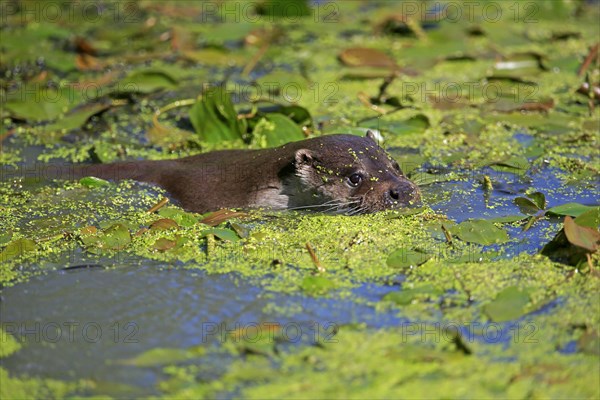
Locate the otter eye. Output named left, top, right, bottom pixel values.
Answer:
left=347, top=173, right=363, bottom=187
left=392, top=161, right=401, bottom=173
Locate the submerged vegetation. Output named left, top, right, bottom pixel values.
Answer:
left=0, top=0, right=599, bottom=398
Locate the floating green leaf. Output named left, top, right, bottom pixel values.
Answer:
left=0, top=238, right=36, bottom=262
left=79, top=176, right=110, bottom=188
left=40, top=103, right=110, bottom=137
left=300, top=275, right=335, bottom=295
left=101, top=224, right=132, bottom=250
left=199, top=228, right=240, bottom=242
left=486, top=215, right=528, bottom=224
left=386, top=248, right=431, bottom=269
left=450, top=220, right=509, bottom=245
left=384, top=284, right=442, bottom=306
left=514, top=197, right=542, bottom=215
left=83, top=224, right=131, bottom=251
left=547, top=203, right=599, bottom=218
left=158, top=207, right=199, bottom=227
left=119, top=69, right=179, bottom=93
left=574, top=209, right=600, bottom=229
left=528, top=192, right=546, bottom=210
left=360, top=114, right=429, bottom=135
left=153, top=238, right=177, bottom=252
left=5, top=88, right=71, bottom=121
left=483, top=286, right=532, bottom=322
left=150, top=218, right=179, bottom=231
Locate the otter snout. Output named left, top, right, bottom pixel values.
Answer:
left=387, top=179, right=421, bottom=206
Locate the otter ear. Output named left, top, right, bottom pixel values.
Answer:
left=295, top=149, right=316, bottom=166
left=366, top=129, right=383, bottom=146
left=366, top=130, right=377, bottom=142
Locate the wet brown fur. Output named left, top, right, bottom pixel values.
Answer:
left=74, top=134, right=420, bottom=214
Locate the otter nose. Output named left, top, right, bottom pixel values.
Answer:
left=388, top=180, right=421, bottom=204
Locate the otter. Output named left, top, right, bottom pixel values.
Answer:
left=74, top=132, right=420, bottom=214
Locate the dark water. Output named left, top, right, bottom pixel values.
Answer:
left=0, top=264, right=408, bottom=393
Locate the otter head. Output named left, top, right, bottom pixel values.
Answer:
left=289, top=131, right=421, bottom=214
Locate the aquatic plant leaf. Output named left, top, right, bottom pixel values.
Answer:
left=528, top=192, right=546, bottom=210
left=386, top=248, right=431, bottom=269
left=40, top=103, right=110, bottom=137
left=300, top=276, right=335, bottom=295
left=450, top=220, right=509, bottom=245
left=360, top=114, right=429, bottom=135
left=153, top=238, right=177, bottom=252
left=563, top=216, right=599, bottom=253
left=149, top=219, right=179, bottom=231
left=514, top=197, right=541, bottom=215
left=339, top=47, right=397, bottom=69
left=573, top=209, right=600, bottom=229
left=199, top=228, right=240, bottom=242
left=491, top=156, right=530, bottom=170
left=158, top=207, right=199, bottom=227
left=5, top=88, right=71, bottom=121
left=547, top=203, right=599, bottom=218
left=119, top=69, right=179, bottom=93
left=0, top=238, right=36, bottom=262
left=252, top=113, right=304, bottom=147
left=384, top=284, right=442, bottom=306
left=100, top=224, right=132, bottom=250
left=200, top=209, right=247, bottom=227
left=119, top=346, right=205, bottom=367
left=189, top=86, right=245, bottom=143
left=483, top=286, right=531, bottom=322
left=486, top=215, right=529, bottom=224
left=540, top=211, right=597, bottom=266
left=79, top=176, right=110, bottom=188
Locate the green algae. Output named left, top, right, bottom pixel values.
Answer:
left=156, top=325, right=600, bottom=399
left=0, top=329, right=88, bottom=400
